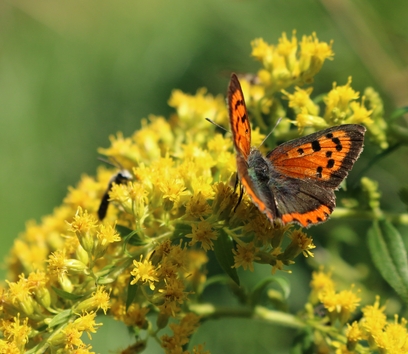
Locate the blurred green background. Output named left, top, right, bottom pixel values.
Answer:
left=2, top=0, right=408, bottom=352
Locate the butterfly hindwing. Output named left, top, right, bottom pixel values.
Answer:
left=269, top=174, right=335, bottom=226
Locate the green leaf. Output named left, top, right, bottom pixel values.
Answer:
left=290, top=327, right=315, bottom=354
left=126, top=277, right=138, bottom=310
left=115, top=225, right=148, bottom=246
left=127, top=233, right=148, bottom=246
left=173, top=223, right=192, bottom=240
left=25, top=344, right=44, bottom=354
left=52, top=286, right=85, bottom=301
left=250, top=276, right=290, bottom=307
left=213, top=228, right=240, bottom=286
left=115, top=225, right=133, bottom=237
left=368, top=219, right=408, bottom=302
left=390, top=106, right=408, bottom=122
left=48, top=309, right=72, bottom=328
left=398, top=187, right=408, bottom=209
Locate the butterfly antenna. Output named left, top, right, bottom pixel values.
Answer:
left=205, top=118, right=228, bottom=132
left=258, top=117, right=283, bottom=148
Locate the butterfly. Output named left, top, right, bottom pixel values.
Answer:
left=228, top=73, right=366, bottom=227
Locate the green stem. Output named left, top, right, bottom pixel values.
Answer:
left=189, top=303, right=305, bottom=329
left=390, top=124, right=408, bottom=144
left=331, top=208, right=408, bottom=225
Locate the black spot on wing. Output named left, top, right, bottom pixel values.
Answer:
left=332, top=137, right=343, bottom=151
left=316, top=166, right=323, bottom=178
left=311, top=140, right=321, bottom=152
left=326, top=159, right=335, bottom=168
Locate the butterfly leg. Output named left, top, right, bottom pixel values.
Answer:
left=233, top=172, right=239, bottom=193
left=233, top=183, right=244, bottom=212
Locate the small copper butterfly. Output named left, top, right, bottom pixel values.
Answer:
left=228, top=73, right=366, bottom=227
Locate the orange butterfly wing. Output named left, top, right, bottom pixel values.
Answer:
left=228, top=74, right=251, bottom=160
left=228, top=73, right=277, bottom=221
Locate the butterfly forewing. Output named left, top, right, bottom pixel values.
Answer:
left=267, top=125, right=366, bottom=188
left=228, top=74, right=251, bottom=159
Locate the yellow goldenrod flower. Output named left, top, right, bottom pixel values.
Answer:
left=346, top=99, right=373, bottom=126
left=295, top=107, right=329, bottom=131
left=112, top=302, right=149, bottom=329
left=252, top=32, right=333, bottom=91
left=6, top=276, right=36, bottom=318
left=361, top=296, right=387, bottom=343
left=0, top=314, right=31, bottom=352
left=12, top=230, right=48, bottom=274
left=298, top=32, right=334, bottom=81
left=167, top=241, right=189, bottom=271
left=158, top=278, right=188, bottom=317
left=72, top=312, right=102, bottom=340
left=375, top=315, right=408, bottom=353
left=168, top=87, right=228, bottom=147
left=324, top=77, right=359, bottom=122
left=232, top=241, right=260, bottom=272
left=284, top=229, right=315, bottom=259
left=0, top=340, right=20, bottom=354
left=363, top=86, right=388, bottom=149
left=361, top=177, right=381, bottom=212
left=98, top=132, right=140, bottom=169
left=94, top=222, right=121, bottom=258
left=161, top=313, right=201, bottom=353
left=271, top=259, right=287, bottom=275
left=251, top=38, right=274, bottom=67
left=282, top=87, right=318, bottom=115
left=346, top=321, right=365, bottom=350
left=310, top=269, right=335, bottom=304
left=130, top=256, right=160, bottom=290
left=62, top=325, right=84, bottom=350
left=27, top=271, right=51, bottom=310
left=160, top=176, right=189, bottom=211
left=67, top=207, right=98, bottom=254
left=185, top=191, right=212, bottom=220
left=192, top=343, right=211, bottom=354
left=211, top=182, right=237, bottom=221
left=320, top=287, right=361, bottom=325
left=74, top=286, right=110, bottom=315
left=243, top=212, right=281, bottom=246
left=185, top=221, right=218, bottom=251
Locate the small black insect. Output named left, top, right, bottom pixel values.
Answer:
left=97, top=170, right=132, bottom=220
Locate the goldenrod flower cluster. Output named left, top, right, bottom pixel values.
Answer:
left=0, top=32, right=396, bottom=353
left=308, top=270, right=408, bottom=353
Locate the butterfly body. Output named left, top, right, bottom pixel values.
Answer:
left=228, top=73, right=366, bottom=227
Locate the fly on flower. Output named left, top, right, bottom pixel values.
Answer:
left=98, top=169, right=132, bottom=220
